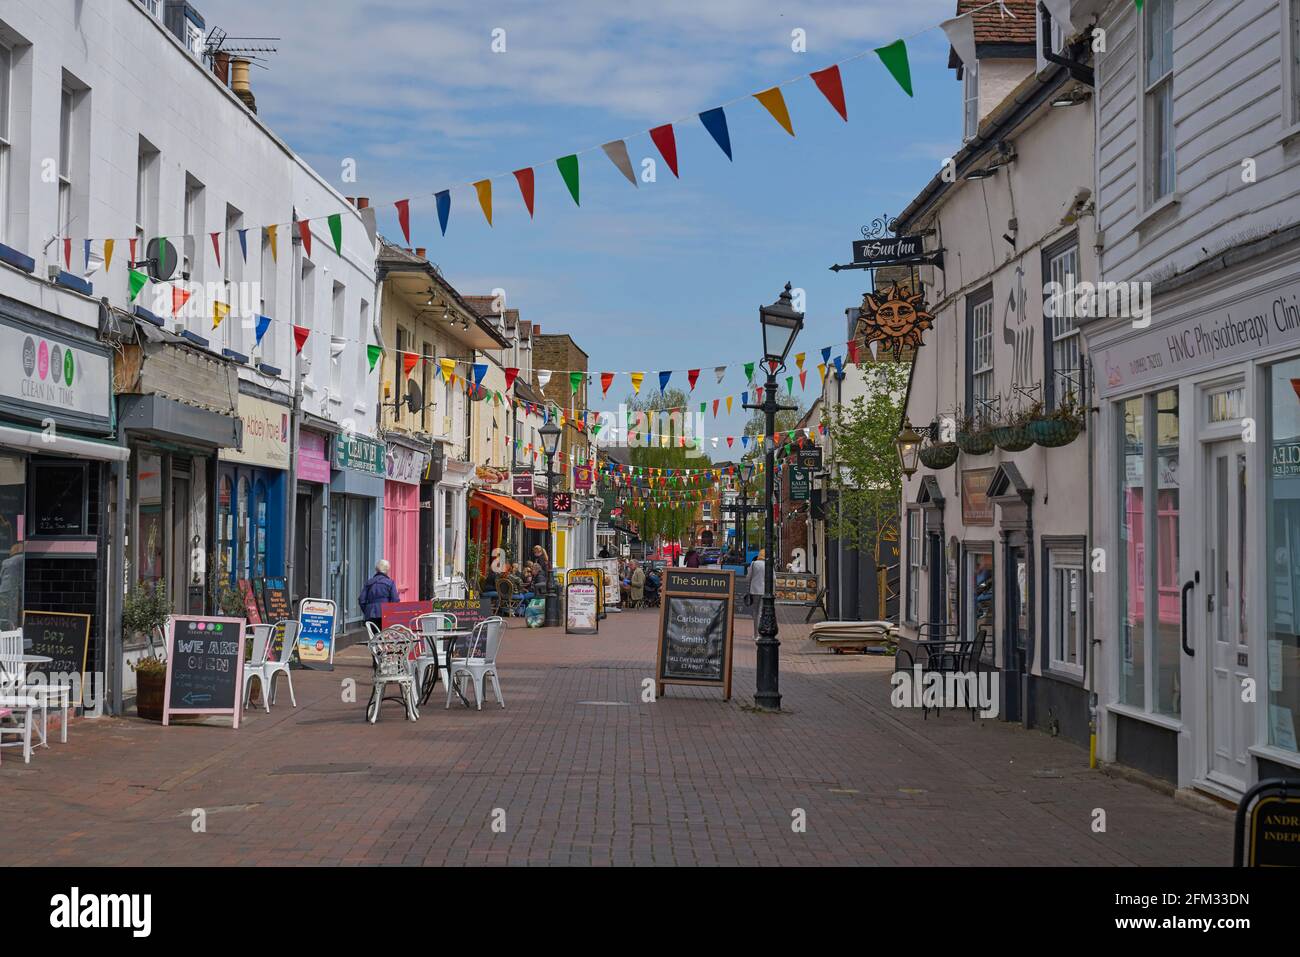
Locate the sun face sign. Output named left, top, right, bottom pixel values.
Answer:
left=858, top=284, right=934, bottom=358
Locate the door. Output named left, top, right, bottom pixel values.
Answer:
left=169, top=474, right=190, bottom=614
left=294, top=491, right=312, bottom=607
left=1205, top=440, right=1250, bottom=791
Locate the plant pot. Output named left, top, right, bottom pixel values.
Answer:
left=136, top=669, right=166, bottom=722
left=1028, top=417, right=1082, bottom=448
left=918, top=442, right=959, bottom=470
left=957, top=430, right=995, bottom=456
left=990, top=425, right=1034, bottom=452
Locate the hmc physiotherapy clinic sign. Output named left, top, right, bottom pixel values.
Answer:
left=0, top=314, right=112, bottom=432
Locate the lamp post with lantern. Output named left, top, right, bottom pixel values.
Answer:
left=540, top=417, right=562, bottom=627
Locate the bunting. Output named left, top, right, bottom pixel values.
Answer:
left=753, top=87, right=795, bottom=136
left=473, top=180, right=493, bottom=226
left=297, top=219, right=312, bottom=258
left=328, top=213, right=343, bottom=254
left=513, top=168, right=535, bottom=218
left=698, top=108, right=733, bottom=160
left=649, top=124, right=680, bottom=178
left=293, top=325, right=310, bottom=355
left=556, top=154, right=581, bottom=206
left=435, top=190, right=451, bottom=236
left=809, top=65, right=848, bottom=121
left=602, top=140, right=638, bottom=186
left=367, top=344, right=383, bottom=372
left=212, top=300, right=229, bottom=330
left=255, top=314, right=272, bottom=346
left=395, top=199, right=411, bottom=244
left=875, top=39, right=914, bottom=97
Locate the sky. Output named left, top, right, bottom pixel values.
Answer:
left=202, top=0, right=961, bottom=446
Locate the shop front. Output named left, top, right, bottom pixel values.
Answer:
left=0, top=302, right=128, bottom=713
left=1087, top=241, right=1300, bottom=797
left=431, top=456, right=473, bottom=599
left=469, top=487, right=549, bottom=581
left=293, top=424, right=333, bottom=608
left=383, top=436, right=430, bottom=604
left=217, top=391, right=291, bottom=590
left=331, top=431, right=384, bottom=628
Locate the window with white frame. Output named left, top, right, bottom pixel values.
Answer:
left=1044, top=237, right=1082, bottom=408
left=356, top=298, right=370, bottom=406
left=907, top=509, right=923, bottom=622
left=223, top=204, right=242, bottom=352
left=967, top=290, right=994, bottom=421
left=962, top=62, right=979, bottom=141
left=1143, top=0, right=1176, bottom=206
left=58, top=85, right=73, bottom=237
left=330, top=280, right=345, bottom=399
left=0, top=42, right=11, bottom=245
left=135, top=138, right=158, bottom=271
left=1048, top=544, right=1085, bottom=676
left=182, top=174, right=203, bottom=285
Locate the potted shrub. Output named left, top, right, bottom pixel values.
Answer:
left=1029, top=392, right=1085, bottom=448
left=991, top=405, right=1036, bottom=452
left=918, top=440, right=959, bottom=470
left=956, top=414, right=995, bottom=456
left=131, top=655, right=167, bottom=721
left=122, top=580, right=172, bottom=721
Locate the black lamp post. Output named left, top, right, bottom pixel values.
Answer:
left=744, top=282, right=803, bottom=712
left=540, top=418, right=562, bottom=627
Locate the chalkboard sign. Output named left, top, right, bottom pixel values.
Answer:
left=565, top=581, right=599, bottom=635
left=655, top=568, right=735, bottom=700
left=162, top=615, right=246, bottom=728
left=22, top=610, right=91, bottom=706
left=1235, top=778, right=1300, bottom=866
left=238, top=579, right=262, bottom=625
left=260, top=576, right=290, bottom=623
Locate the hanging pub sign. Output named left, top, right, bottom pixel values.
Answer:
left=794, top=447, right=823, bottom=471
left=961, top=468, right=996, bottom=526
left=574, top=465, right=594, bottom=491
left=852, top=234, right=925, bottom=265
left=655, top=568, right=735, bottom=700
left=1234, top=779, right=1300, bottom=866
left=532, top=493, right=550, bottom=513
left=162, top=616, right=246, bottom=728
left=858, top=284, right=935, bottom=359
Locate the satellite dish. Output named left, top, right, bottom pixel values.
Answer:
left=405, top=380, right=423, bottom=413
left=145, top=237, right=179, bottom=282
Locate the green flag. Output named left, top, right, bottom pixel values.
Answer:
left=570, top=371, right=583, bottom=394
left=328, top=213, right=343, bottom=255
left=744, top=361, right=755, bottom=383
left=556, top=154, right=580, bottom=206
left=128, top=269, right=148, bottom=302
left=786, top=375, right=794, bottom=394
left=367, top=344, right=383, bottom=371
left=875, top=39, right=914, bottom=97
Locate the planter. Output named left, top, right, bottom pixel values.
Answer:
left=956, top=430, right=995, bottom=456
left=136, top=669, right=166, bottom=721
left=1028, top=417, right=1082, bottom=448
left=918, top=442, right=959, bottom=470
left=990, top=424, right=1034, bottom=452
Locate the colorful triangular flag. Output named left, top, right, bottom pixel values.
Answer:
left=435, top=190, right=451, bottom=236
left=809, top=65, right=848, bottom=121
left=395, top=199, right=411, bottom=244
left=753, top=87, right=795, bottom=136
left=328, top=213, right=343, bottom=255
left=513, top=168, right=535, bottom=218
left=602, top=140, right=637, bottom=187
left=473, top=180, right=493, bottom=226
left=698, top=108, right=733, bottom=160
left=875, top=39, right=914, bottom=97
left=649, top=124, right=680, bottom=178
left=367, top=344, right=383, bottom=372
left=556, top=154, right=581, bottom=206
left=293, top=325, right=310, bottom=354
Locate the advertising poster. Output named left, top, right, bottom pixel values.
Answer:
left=297, top=598, right=337, bottom=671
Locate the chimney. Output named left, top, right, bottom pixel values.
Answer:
left=415, top=247, right=427, bottom=258
left=345, top=197, right=356, bottom=207
left=230, top=57, right=257, bottom=113
left=212, top=50, right=231, bottom=87
left=357, top=197, right=370, bottom=209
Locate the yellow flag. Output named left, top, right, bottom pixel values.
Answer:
left=440, top=358, right=456, bottom=381
left=818, top=362, right=828, bottom=383
left=212, top=300, right=230, bottom=330
left=753, top=87, right=795, bottom=137
left=794, top=351, right=805, bottom=370
left=473, top=179, right=493, bottom=227
left=266, top=224, right=278, bottom=261
left=103, top=238, right=115, bottom=273
left=630, top=372, right=644, bottom=394
left=726, top=395, right=733, bottom=415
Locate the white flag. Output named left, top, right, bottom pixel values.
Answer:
left=941, top=15, right=977, bottom=71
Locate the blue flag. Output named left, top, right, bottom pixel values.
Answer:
left=436, top=190, right=451, bottom=236
left=238, top=228, right=249, bottom=263
left=255, top=314, right=272, bottom=345
left=698, top=108, right=733, bottom=160
left=659, top=370, right=672, bottom=392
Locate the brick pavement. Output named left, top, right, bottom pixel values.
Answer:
left=0, top=609, right=1229, bottom=866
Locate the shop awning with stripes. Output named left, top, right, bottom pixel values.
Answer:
left=471, top=490, right=549, bottom=530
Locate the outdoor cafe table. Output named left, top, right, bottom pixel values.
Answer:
left=418, top=628, right=473, bottom=707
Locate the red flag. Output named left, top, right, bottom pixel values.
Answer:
left=687, top=369, right=700, bottom=391
left=395, top=199, right=411, bottom=244
left=172, top=285, right=192, bottom=315
left=504, top=367, right=520, bottom=391
left=847, top=339, right=859, bottom=365
left=712, top=398, right=719, bottom=417
left=727, top=437, right=734, bottom=448
left=513, top=168, right=535, bottom=218
left=292, top=324, right=310, bottom=354
left=210, top=231, right=222, bottom=266
left=649, top=124, right=679, bottom=178
left=810, top=64, right=848, bottom=121
left=129, top=238, right=138, bottom=265
left=402, top=351, right=418, bottom=378
left=756, top=386, right=765, bottom=404
left=297, top=219, right=312, bottom=258
left=600, top=372, right=614, bottom=396
left=800, top=370, right=807, bottom=389
left=63, top=237, right=71, bottom=270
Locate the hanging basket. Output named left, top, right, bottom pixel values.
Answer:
left=990, top=424, right=1034, bottom=452
left=956, top=429, right=995, bottom=456
left=1028, top=417, right=1082, bottom=448
left=918, top=441, right=959, bottom=470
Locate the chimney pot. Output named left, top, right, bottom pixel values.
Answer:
left=357, top=197, right=370, bottom=209
left=212, top=50, right=231, bottom=87
left=346, top=197, right=356, bottom=206
left=415, top=247, right=427, bottom=258
left=230, top=57, right=257, bottom=113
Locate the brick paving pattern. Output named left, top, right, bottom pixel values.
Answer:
left=0, top=609, right=1229, bottom=865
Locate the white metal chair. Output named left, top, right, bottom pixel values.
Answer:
left=364, top=620, right=383, bottom=642
left=0, top=631, right=37, bottom=764
left=413, top=612, right=456, bottom=705
left=446, top=616, right=506, bottom=710
left=0, top=627, right=65, bottom=746
left=365, top=628, right=421, bottom=723
left=243, top=620, right=299, bottom=711
left=241, top=624, right=274, bottom=712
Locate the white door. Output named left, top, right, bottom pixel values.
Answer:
left=1204, top=440, right=1251, bottom=791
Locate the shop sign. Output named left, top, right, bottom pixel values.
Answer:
left=574, top=465, right=594, bottom=491
left=513, top=472, right=535, bottom=497
left=961, top=468, right=995, bottom=526
left=220, top=394, right=290, bottom=470
left=333, top=432, right=385, bottom=476
left=789, top=466, right=810, bottom=501
left=655, top=568, right=735, bottom=701
left=1273, top=442, right=1300, bottom=478
left=552, top=492, right=572, bottom=513
left=297, top=430, right=332, bottom=484
left=1096, top=280, right=1300, bottom=399
left=0, top=314, right=112, bottom=432
left=385, top=443, right=429, bottom=485
left=532, top=492, right=549, bottom=513
left=162, top=616, right=246, bottom=728
left=858, top=283, right=935, bottom=359
left=476, top=464, right=509, bottom=484
left=852, top=234, right=925, bottom=266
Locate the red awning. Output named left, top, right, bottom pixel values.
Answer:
left=472, top=490, right=549, bottom=530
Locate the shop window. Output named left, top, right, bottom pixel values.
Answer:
left=217, top=474, right=234, bottom=582
left=237, top=475, right=251, bottom=580
left=29, top=461, right=87, bottom=536
left=1047, top=545, right=1085, bottom=678
left=253, top=478, right=268, bottom=577
left=136, top=452, right=163, bottom=585
left=1267, top=358, right=1300, bottom=753
left=1117, top=389, right=1180, bottom=716
left=966, top=549, right=995, bottom=662
left=0, top=454, right=25, bottom=629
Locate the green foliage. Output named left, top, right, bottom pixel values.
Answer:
left=130, top=655, right=166, bottom=675
left=826, top=362, right=912, bottom=553
left=122, top=579, right=172, bottom=638
left=207, top=551, right=247, bottom=617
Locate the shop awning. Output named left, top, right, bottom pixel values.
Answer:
left=0, top=424, right=129, bottom=462
left=472, top=490, right=549, bottom=530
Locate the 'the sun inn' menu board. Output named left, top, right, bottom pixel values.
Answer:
left=162, top=616, right=246, bottom=728
left=655, top=568, right=735, bottom=701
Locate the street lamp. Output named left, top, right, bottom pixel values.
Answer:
left=895, top=419, right=924, bottom=478
left=745, top=282, right=804, bottom=712
left=540, top=418, right=562, bottom=628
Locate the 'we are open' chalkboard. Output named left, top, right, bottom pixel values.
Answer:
left=655, top=568, right=735, bottom=700
left=163, top=616, right=246, bottom=728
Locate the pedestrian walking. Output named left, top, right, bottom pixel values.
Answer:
left=747, top=549, right=767, bottom=636
left=359, top=559, right=400, bottom=634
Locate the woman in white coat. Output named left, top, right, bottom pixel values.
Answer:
left=746, top=549, right=767, bottom=637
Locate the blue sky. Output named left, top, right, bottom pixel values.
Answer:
left=206, top=0, right=960, bottom=442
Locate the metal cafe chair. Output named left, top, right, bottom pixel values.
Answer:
left=364, top=627, right=421, bottom=723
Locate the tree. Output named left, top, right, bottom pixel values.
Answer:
left=825, top=361, right=911, bottom=559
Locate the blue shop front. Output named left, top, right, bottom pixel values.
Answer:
left=217, top=390, right=292, bottom=587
